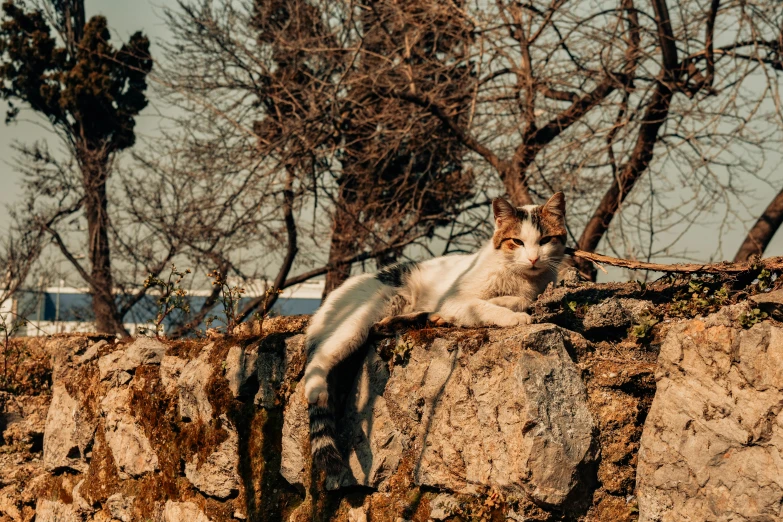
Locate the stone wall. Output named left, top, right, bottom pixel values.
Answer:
left=0, top=299, right=780, bottom=522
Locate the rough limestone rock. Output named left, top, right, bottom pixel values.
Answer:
left=79, top=339, right=107, bottom=364
left=184, top=415, right=240, bottom=499
left=637, top=307, right=783, bottom=521
left=163, top=501, right=212, bottom=522
left=336, top=348, right=405, bottom=489
left=124, top=337, right=167, bottom=366
left=101, top=387, right=159, bottom=478
left=106, top=493, right=134, bottom=522
left=429, top=493, right=461, bottom=520
left=0, top=485, right=21, bottom=520
left=97, top=338, right=166, bottom=383
left=1, top=393, right=48, bottom=446
left=42, top=384, right=95, bottom=472
left=750, top=288, right=783, bottom=321
left=97, top=350, right=137, bottom=381
left=347, top=506, right=368, bottom=522
left=178, top=343, right=216, bottom=423
left=225, top=345, right=258, bottom=397
left=282, top=324, right=596, bottom=508
left=160, top=355, right=187, bottom=395
left=256, top=334, right=305, bottom=408
left=71, top=479, right=93, bottom=515
left=280, top=384, right=309, bottom=489
left=35, top=499, right=78, bottom=522
left=583, top=298, right=652, bottom=331
left=409, top=326, right=596, bottom=505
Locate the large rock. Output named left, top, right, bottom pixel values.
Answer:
left=637, top=307, right=783, bottom=521
left=163, top=501, right=211, bottom=522
left=98, top=338, right=167, bottom=382
left=256, top=334, right=305, bottom=408
left=97, top=351, right=137, bottom=381
left=280, top=385, right=310, bottom=489
left=35, top=499, right=78, bottom=522
left=281, top=324, right=596, bottom=508
left=0, top=485, right=21, bottom=520
left=178, top=343, right=216, bottom=423
left=106, top=493, right=134, bottom=522
left=184, top=415, right=240, bottom=498
left=408, top=326, right=596, bottom=506
left=225, top=345, right=257, bottom=397
left=101, top=388, right=159, bottom=478
left=1, top=393, right=48, bottom=447
left=79, top=339, right=107, bottom=364
left=337, top=349, right=405, bottom=490
left=583, top=298, right=651, bottom=331
left=72, top=479, right=94, bottom=516
left=160, top=355, right=187, bottom=395
left=42, top=385, right=95, bottom=472
left=125, top=337, right=167, bottom=366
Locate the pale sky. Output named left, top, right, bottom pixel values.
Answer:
left=0, top=0, right=781, bottom=282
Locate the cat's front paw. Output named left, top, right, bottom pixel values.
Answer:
left=491, top=312, right=532, bottom=327
left=428, top=313, right=452, bottom=326
left=488, top=296, right=529, bottom=312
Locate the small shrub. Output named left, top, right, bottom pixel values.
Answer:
left=206, top=269, right=246, bottom=336
left=391, top=338, right=415, bottom=365
left=668, top=280, right=729, bottom=318
left=566, top=300, right=590, bottom=317
left=453, top=490, right=505, bottom=522
left=0, top=313, right=32, bottom=394
left=739, top=307, right=768, bottom=328
left=141, top=265, right=192, bottom=338
left=630, top=312, right=659, bottom=340
left=755, top=268, right=773, bottom=291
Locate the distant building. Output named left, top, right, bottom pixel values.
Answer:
left=0, top=280, right=323, bottom=336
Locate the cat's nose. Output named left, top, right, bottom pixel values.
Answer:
left=529, top=256, right=539, bottom=266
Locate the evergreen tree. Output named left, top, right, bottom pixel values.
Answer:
left=0, top=0, right=153, bottom=334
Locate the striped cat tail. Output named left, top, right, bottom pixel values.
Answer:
left=308, top=403, right=343, bottom=474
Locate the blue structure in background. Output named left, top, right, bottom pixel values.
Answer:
left=17, top=284, right=322, bottom=334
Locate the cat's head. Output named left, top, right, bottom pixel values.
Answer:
left=491, top=192, right=567, bottom=274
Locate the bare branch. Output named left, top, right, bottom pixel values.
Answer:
left=734, top=187, right=783, bottom=262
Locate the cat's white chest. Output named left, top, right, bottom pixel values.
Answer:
left=477, top=270, right=533, bottom=300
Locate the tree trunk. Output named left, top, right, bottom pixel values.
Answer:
left=324, top=205, right=357, bottom=298
left=500, top=163, right=534, bottom=207
left=82, top=160, right=126, bottom=335
left=734, top=187, right=783, bottom=262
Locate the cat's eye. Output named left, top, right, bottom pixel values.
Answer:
left=511, top=238, right=524, bottom=247
left=540, top=237, right=552, bottom=245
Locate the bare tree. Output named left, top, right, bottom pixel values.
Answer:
left=154, top=0, right=489, bottom=320
left=311, top=0, right=476, bottom=293
left=121, top=0, right=783, bottom=339
left=389, top=0, right=783, bottom=278
left=155, top=0, right=783, bottom=312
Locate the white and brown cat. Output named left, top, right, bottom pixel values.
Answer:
left=304, top=192, right=568, bottom=471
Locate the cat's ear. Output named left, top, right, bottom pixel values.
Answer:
left=542, top=192, right=565, bottom=218
left=492, top=198, right=516, bottom=227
